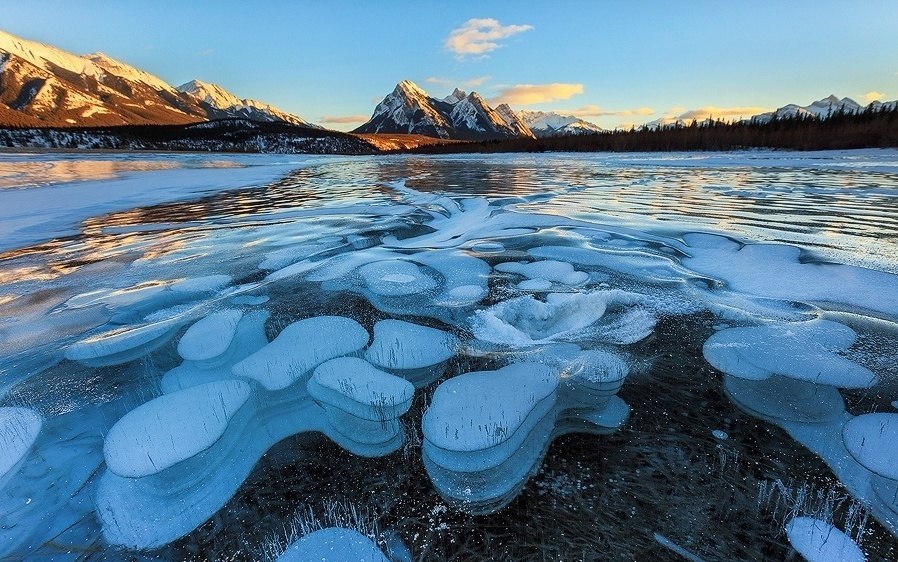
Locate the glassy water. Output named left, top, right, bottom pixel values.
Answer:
left=1, top=150, right=897, bottom=560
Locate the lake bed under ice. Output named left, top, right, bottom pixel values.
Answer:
left=1, top=149, right=898, bottom=560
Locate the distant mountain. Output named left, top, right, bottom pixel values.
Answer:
left=753, top=95, right=864, bottom=123
left=0, top=29, right=314, bottom=127
left=354, top=80, right=529, bottom=140
left=517, top=110, right=603, bottom=137
left=177, top=80, right=317, bottom=127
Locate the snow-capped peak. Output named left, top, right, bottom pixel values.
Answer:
left=518, top=109, right=603, bottom=137
left=83, top=52, right=173, bottom=92
left=177, top=79, right=315, bottom=126
left=444, top=88, right=467, bottom=104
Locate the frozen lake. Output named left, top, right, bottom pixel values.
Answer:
left=1, top=149, right=897, bottom=560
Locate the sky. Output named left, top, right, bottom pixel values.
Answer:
left=2, top=0, right=897, bottom=131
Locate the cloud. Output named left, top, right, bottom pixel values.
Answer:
left=425, top=76, right=452, bottom=86
left=196, top=48, right=214, bottom=57
left=461, top=76, right=490, bottom=88
left=562, top=104, right=655, bottom=118
left=863, top=90, right=886, bottom=103
left=320, top=114, right=370, bottom=124
left=445, top=18, right=533, bottom=58
left=674, top=105, right=770, bottom=121
left=491, top=83, right=584, bottom=106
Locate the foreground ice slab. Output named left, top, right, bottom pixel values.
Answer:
left=0, top=407, right=42, bottom=487
left=703, top=319, right=877, bottom=388
left=177, top=309, right=244, bottom=363
left=277, top=528, right=389, bottom=562
left=422, top=362, right=629, bottom=512
left=785, top=517, right=864, bottom=562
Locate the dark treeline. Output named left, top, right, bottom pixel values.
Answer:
left=407, top=104, right=898, bottom=154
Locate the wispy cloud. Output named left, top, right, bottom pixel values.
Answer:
left=425, top=76, right=452, bottom=86
left=863, top=90, right=885, bottom=103
left=320, top=114, right=370, bottom=124
left=562, top=104, right=655, bottom=118
left=445, top=18, right=533, bottom=58
left=491, top=83, right=584, bottom=106
left=196, top=48, right=214, bottom=57
left=425, top=76, right=491, bottom=91
left=675, top=105, right=770, bottom=121
left=461, top=76, right=490, bottom=88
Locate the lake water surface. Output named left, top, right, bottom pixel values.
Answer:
left=1, top=150, right=897, bottom=560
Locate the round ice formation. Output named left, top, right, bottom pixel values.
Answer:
left=723, top=375, right=845, bottom=424
left=65, top=318, right=184, bottom=367
left=423, top=363, right=559, bottom=461
left=364, top=319, right=459, bottom=386
left=471, top=241, right=505, bottom=254
left=358, top=260, right=437, bottom=297
left=495, top=260, right=589, bottom=287
left=471, top=292, right=610, bottom=345
left=177, top=309, right=244, bottom=362
left=232, top=316, right=369, bottom=391
left=277, top=528, right=389, bottom=562
left=229, top=294, right=270, bottom=306
left=703, top=320, right=877, bottom=388
left=528, top=245, right=682, bottom=282
left=784, top=517, right=864, bottom=562
left=309, top=357, right=414, bottom=422
left=104, top=380, right=252, bottom=478
left=168, top=274, right=232, bottom=294
left=843, top=413, right=898, bottom=480
left=517, top=279, right=553, bottom=291
left=161, top=310, right=270, bottom=393
left=0, top=407, right=42, bottom=482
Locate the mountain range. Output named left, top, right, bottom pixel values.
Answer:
left=1, top=28, right=895, bottom=142
left=0, top=29, right=314, bottom=128
left=353, top=80, right=603, bottom=139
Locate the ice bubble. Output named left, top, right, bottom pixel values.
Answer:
left=495, top=260, right=589, bottom=286
left=65, top=317, right=185, bottom=367
left=358, top=260, right=438, bottom=297
left=423, top=363, right=558, bottom=460
left=785, top=517, right=864, bottom=562
left=177, top=309, right=244, bottom=363
left=529, top=245, right=684, bottom=283
left=471, top=241, right=505, bottom=254
left=0, top=407, right=42, bottom=485
left=712, top=429, right=728, bottom=441
left=723, top=375, right=845, bottom=424
left=364, top=319, right=459, bottom=387
left=169, top=274, right=232, bottom=294
left=309, top=357, right=414, bottom=423
left=277, top=528, right=389, bottom=562
left=703, top=320, right=877, bottom=388
left=517, top=279, right=553, bottom=291
left=161, top=310, right=270, bottom=393
left=412, top=250, right=490, bottom=308
left=232, top=316, right=369, bottom=391
left=843, top=413, right=898, bottom=480
left=104, top=380, right=252, bottom=478
left=683, top=233, right=898, bottom=319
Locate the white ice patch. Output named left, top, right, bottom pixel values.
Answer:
left=277, top=528, right=390, bottom=562
left=104, top=380, right=252, bottom=478
left=683, top=233, right=898, bottom=319
left=358, top=260, right=437, bottom=297
left=495, top=260, right=589, bottom=286
left=309, top=357, right=413, bottom=421
left=365, top=319, right=459, bottom=373
left=785, top=517, right=864, bottom=562
left=703, top=320, right=877, bottom=388
left=842, top=413, right=898, bottom=480
left=0, top=407, right=42, bottom=482
left=231, top=316, right=369, bottom=390
left=177, top=309, right=244, bottom=363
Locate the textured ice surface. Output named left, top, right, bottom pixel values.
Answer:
left=104, top=380, right=252, bottom=478
left=65, top=316, right=186, bottom=367
left=232, top=316, right=369, bottom=390
left=785, top=517, right=864, bottom=562
left=359, top=260, right=438, bottom=296
left=683, top=233, right=898, bottom=318
left=277, top=528, right=389, bottom=562
left=309, top=357, right=414, bottom=421
left=162, top=310, right=269, bottom=393
left=496, top=260, right=589, bottom=287
left=0, top=407, right=41, bottom=483
left=843, top=413, right=898, bottom=480
left=177, top=309, right=244, bottom=362
left=472, top=292, right=609, bottom=345
left=703, top=320, right=877, bottom=388
left=364, top=319, right=458, bottom=386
